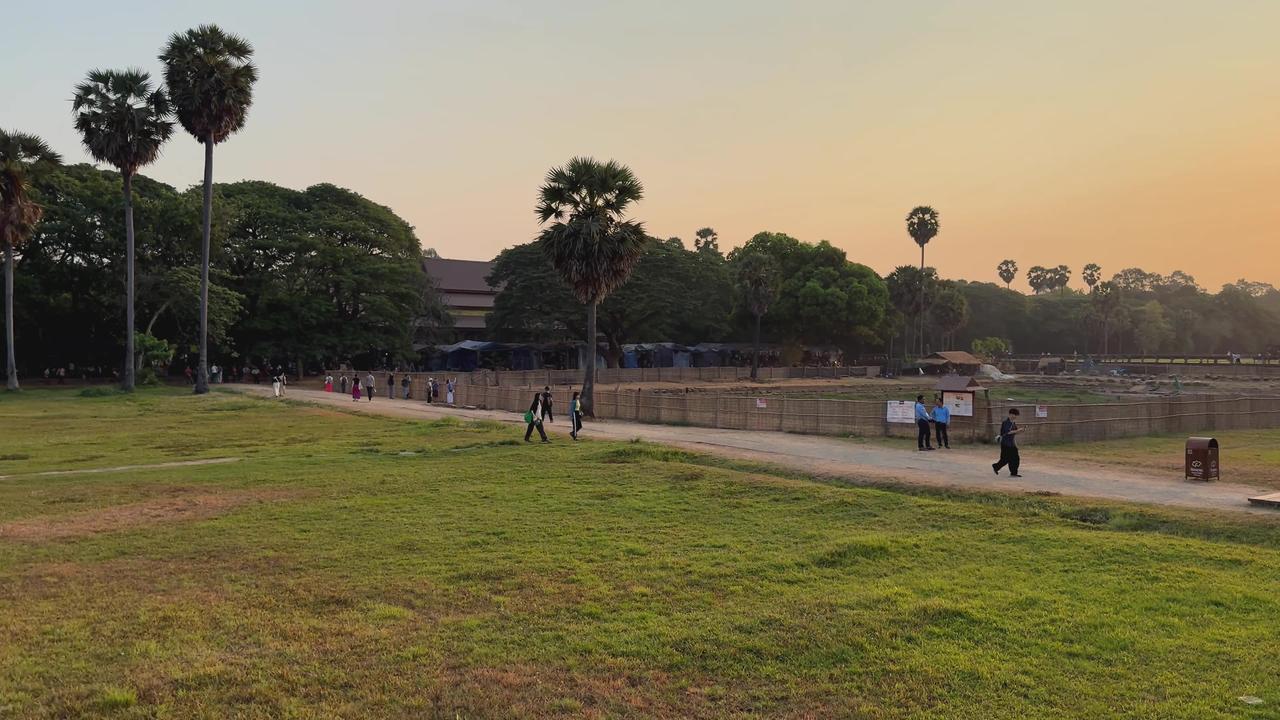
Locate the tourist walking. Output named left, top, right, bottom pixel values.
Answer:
left=401, top=375, right=411, bottom=399
left=387, top=372, right=395, bottom=399
left=324, top=374, right=334, bottom=392
left=271, top=369, right=283, bottom=398
left=933, top=397, right=951, bottom=449
left=339, top=374, right=349, bottom=395
left=524, top=392, right=549, bottom=443
left=992, top=408, right=1023, bottom=477
left=352, top=377, right=362, bottom=401
left=365, top=372, right=375, bottom=402
left=425, top=377, right=433, bottom=403
left=541, top=386, right=555, bottom=423
left=446, top=378, right=456, bottom=405
left=431, top=378, right=440, bottom=403
left=278, top=370, right=287, bottom=396
left=570, top=391, right=584, bottom=440
left=914, top=394, right=934, bottom=451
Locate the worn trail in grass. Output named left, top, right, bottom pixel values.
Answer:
left=1, top=389, right=1278, bottom=719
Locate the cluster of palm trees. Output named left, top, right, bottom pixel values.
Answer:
left=1, top=24, right=256, bottom=393
left=995, top=260, right=1105, bottom=294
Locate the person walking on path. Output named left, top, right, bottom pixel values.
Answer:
left=387, top=372, right=395, bottom=399
left=351, top=376, right=362, bottom=401
left=324, top=374, right=334, bottom=392
left=339, top=374, right=349, bottom=395
left=401, top=374, right=411, bottom=399
left=933, top=397, right=951, bottom=449
left=541, top=386, right=555, bottom=423
left=992, top=408, right=1023, bottom=477
left=432, top=378, right=440, bottom=403
left=365, top=372, right=376, bottom=402
left=446, top=378, right=455, bottom=405
left=271, top=369, right=283, bottom=398
left=278, top=369, right=287, bottom=397
left=570, top=391, right=584, bottom=440
left=425, top=378, right=433, bottom=404
left=524, top=392, right=549, bottom=443
left=914, top=394, right=934, bottom=451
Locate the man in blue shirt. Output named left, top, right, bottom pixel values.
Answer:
left=933, top=397, right=951, bottom=449
left=914, top=394, right=934, bottom=451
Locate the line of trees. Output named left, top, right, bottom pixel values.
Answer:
left=1, top=163, right=445, bottom=382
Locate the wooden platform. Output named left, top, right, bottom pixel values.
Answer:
left=1247, top=492, right=1280, bottom=509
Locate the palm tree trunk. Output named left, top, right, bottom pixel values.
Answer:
left=582, top=300, right=597, bottom=417
left=4, top=243, right=17, bottom=391
left=918, top=244, right=926, bottom=358
left=122, top=172, right=136, bottom=392
left=195, top=136, right=213, bottom=395
left=751, top=310, right=761, bottom=380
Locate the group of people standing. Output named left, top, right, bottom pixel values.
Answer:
left=321, top=372, right=456, bottom=405
left=913, top=394, right=1024, bottom=476
left=524, top=386, right=584, bottom=442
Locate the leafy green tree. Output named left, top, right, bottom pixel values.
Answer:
left=885, top=265, right=938, bottom=359
left=1134, top=300, right=1174, bottom=354
left=1090, top=281, right=1122, bottom=353
left=905, top=206, right=940, bottom=355
left=1082, top=263, right=1101, bottom=290
left=929, top=286, right=969, bottom=349
left=0, top=131, right=61, bottom=390
left=160, top=24, right=258, bottom=394
left=734, top=250, right=778, bottom=379
left=72, top=69, right=174, bottom=390
left=1110, top=267, right=1162, bottom=293
left=971, top=336, right=1010, bottom=361
left=732, top=232, right=888, bottom=356
left=997, top=259, right=1018, bottom=289
left=535, top=157, right=646, bottom=416
left=1027, top=265, right=1071, bottom=294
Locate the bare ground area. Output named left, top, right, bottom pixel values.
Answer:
left=0, top=487, right=298, bottom=542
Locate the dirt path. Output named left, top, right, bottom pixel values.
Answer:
left=242, top=387, right=1277, bottom=516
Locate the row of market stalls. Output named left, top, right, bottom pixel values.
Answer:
left=419, top=341, right=842, bottom=372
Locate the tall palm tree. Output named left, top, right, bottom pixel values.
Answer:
left=537, top=157, right=646, bottom=416
left=997, top=259, right=1018, bottom=289
left=72, top=69, right=174, bottom=391
left=160, top=24, right=257, bottom=394
left=906, top=206, right=939, bottom=355
left=1082, top=263, right=1102, bottom=291
left=0, top=131, right=61, bottom=391
left=735, top=251, right=778, bottom=380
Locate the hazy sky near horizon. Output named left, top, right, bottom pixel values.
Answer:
left=6, top=1, right=1278, bottom=290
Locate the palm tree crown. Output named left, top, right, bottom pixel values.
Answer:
left=537, top=157, right=647, bottom=304
left=159, top=24, right=257, bottom=143
left=0, top=131, right=62, bottom=251
left=72, top=70, right=173, bottom=175
left=906, top=206, right=940, bottom=248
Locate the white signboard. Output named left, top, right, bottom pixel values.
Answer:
left=756, top=398, right=767, bottom=409
left=1036, top=405, right=1049, bottom=418
left=941, top=391, right=974, bottom=417
left=886, top=400, right=915, bottom=424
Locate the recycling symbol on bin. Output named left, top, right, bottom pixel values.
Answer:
left=1191, top=460, right=1203, bottom=469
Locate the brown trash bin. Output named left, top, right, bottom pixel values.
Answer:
left=1185, top=437, right=1219, bottom=481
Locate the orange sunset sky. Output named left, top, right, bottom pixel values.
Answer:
left=7, top=0, right=1279, bottom=290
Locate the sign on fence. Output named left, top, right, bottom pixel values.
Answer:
left=941, top=391, right=974, bottom=417
left=1036, top=405, right=1049, bottom=418
left=756, top=398, right=768, bottom=409
left=886, top=400, right=915, bottom=424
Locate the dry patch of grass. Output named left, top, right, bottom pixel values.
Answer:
left=0, top=488, right=298, bottom=542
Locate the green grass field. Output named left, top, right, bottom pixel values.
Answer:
left=2, top=389, right=1279, bottom=718
left=1037, top=430, right=1280, bottom=489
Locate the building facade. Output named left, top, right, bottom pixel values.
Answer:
left=423, top=257, right=496, bottom=340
